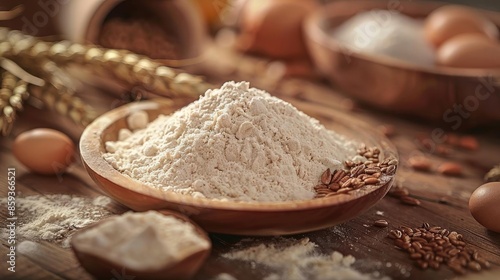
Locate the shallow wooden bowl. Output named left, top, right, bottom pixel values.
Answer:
left=80, top=100, right=398, bottom=235
left=304, top=0, right=500, bottom=127
left=71, top=210, right=211, bottom=280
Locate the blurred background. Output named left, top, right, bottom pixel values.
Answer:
left=1, top=0, right=500, bottom=128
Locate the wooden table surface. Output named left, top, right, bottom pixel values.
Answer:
left=1, top=49, right=500, bottom=280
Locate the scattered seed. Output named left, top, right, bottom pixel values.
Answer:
left=410, top=253, right=422, bottom=259
left=449, top=264, right=467, bottom=275
left=437, top=162, right=463, bottom=177
left=417, top=260, right=429, bottom=269
left=475, top=258, right=490, bottom=268
left=429, top=261, right=440, bottom=270
left=467, top=261, right=481, bottom=272
left=408, top=156, right=432, bottom=172
left=458, top=136, right=478, bottom=151
left=388, top=223, right=490, bottom=275
left=389, top=185, right=410, bottom=197
left=435, top=145, right=452, bottom=156
left=388, top=230, right=402, bottom=239
left=400, top=196, right=421, bottom=206
left=373, top=219, right=389, bottom=227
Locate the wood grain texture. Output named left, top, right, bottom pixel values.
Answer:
left=1, top=53, right=500, bottom=280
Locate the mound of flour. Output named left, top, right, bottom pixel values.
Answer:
left=104, top=81, right=358, bottom=202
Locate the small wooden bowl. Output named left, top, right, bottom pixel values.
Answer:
left=71, top=210, right=211, bottom=280
left=80, top=100, right=397, bottom=235
left=304, top=0, right=500, bottom=127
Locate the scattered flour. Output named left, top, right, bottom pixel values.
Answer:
left=104, top=81, right=359, bottom=202
left=0, top=195, right=112, bottom=248
left=222, top=237, right=383, bottom=280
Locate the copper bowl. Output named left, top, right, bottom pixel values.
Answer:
left=304, top=0, right=500, bottom=127
left=80, top=99, right=398, bottom=235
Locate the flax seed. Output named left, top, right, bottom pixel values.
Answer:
left=331, top=170, right=346, bottom=183
left=314, top=185, right=326, bottom=190
left=373, top=219, right=389, bottom=227
left=449, top=264, right=466, bottom=275
left=412, top=242, right=422, bottom=250
left=336, top=187, right=351, bottom=194
left=350, top=164, right=365, bottom=177
left=467, top=261, right=481, bottom=272
left=364, top=177, right=380, bottom=185
left=328, top=182, right=340, bottom=191
left=341, top=178, right=353, bottom=188
left=417, top=260, right=429, bottom=269
left=388, top=230, right=402, bottom=239
left=437, top=162, right=463, bottom=177
left=410, top=253, right=422, bottom=259
left=401, top=196, right=421, bottom=206
left=386, top=165, right=397, bottom=174
left=408, top=156, right=432, bottom=172
left=429, top=261, right=440, bottom=269
left=458, top=136, right=478, bottom=151
left=476, top=258, right=490, bottom=268
left=321, top=168, right=332, bottom=185
left=389, top=186, right=409, bottom=197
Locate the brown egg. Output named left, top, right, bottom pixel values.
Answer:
left=237, top=0, right=317, bottom=59
left=436, top=34, right=500, bottom=68
left=13, top=128, right=75, bottom=175
left=425, top=5, right=498, bottom=47
left=469, top=182, right=500, bottom=233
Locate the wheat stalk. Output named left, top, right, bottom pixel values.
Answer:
left=1, top=28, right=212, bottom=98
left=0, top=27, right=213, bottom=135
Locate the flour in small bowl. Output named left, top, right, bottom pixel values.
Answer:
left=103, top=81, right=359, bottom=202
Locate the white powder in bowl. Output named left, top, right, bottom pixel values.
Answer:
left=104, top=81, right=358, bottom=202
left=332, top=11, right=435, bottom=67
left=72, top=211, right=210, bottom=271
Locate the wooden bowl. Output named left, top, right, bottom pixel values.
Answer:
left=80, top=100, right=398, bottom=235
left=71, top=210, right=211, bottom=280
left=304, top=0, right=500, bottom=127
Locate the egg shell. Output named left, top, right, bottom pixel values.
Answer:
left=238, top=0, right=317, bottom=59
left=425, top=5, right=498, bottom=47
left=13, top=128, right=75, bottom=175
left=469, top=182, right=500, bottom=233
left=436, top=34, right=500, bottom=68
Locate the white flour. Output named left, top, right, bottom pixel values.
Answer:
left=333, top=11, right=435, bottom=67
left=0, top=195, right=112, bottom=248
left=222, top=237, right=380, bottom=280
left=72, top=211, right=210, bottom=271
left=104, top=81, right=358, bottom=202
